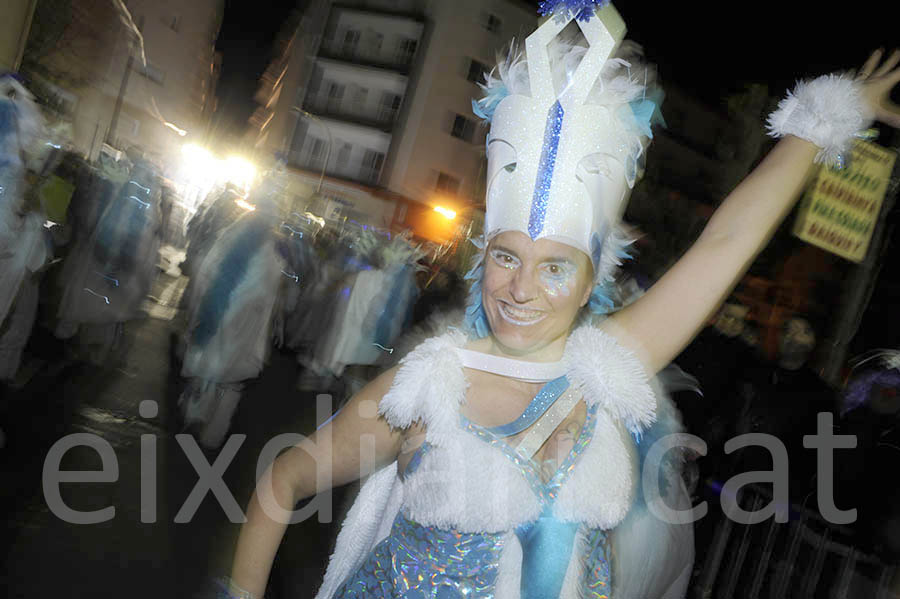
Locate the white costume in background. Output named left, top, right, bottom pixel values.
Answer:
left=0, top=77, right=50, bottom=380
left=179, top=208, right=285, bottom=448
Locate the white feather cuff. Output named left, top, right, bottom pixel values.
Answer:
left=766, top=74, right=873, bottom=167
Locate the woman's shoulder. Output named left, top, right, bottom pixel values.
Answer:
left=378, top=329, right=468, bottom=446
left=564, top=324, right=658, bottom=436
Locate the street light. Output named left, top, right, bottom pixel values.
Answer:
left=224, top=155, right=257, bottom=191
left=434, top=206, right=457, bottom=220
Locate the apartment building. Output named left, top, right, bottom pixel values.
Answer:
left=21, top=0, right=222, bottom=165
left=250, top=0, right=536, bottom=239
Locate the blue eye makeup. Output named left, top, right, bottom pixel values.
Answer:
left=539, top=262, right=576, bottom=297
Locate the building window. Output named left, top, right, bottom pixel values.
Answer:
left=395, top=38, right=418, bottom=65
left=360, top=149, right=385, bottom=184
left=137, top=62, right=165, bottom=85
left=378, top=93, right=402, bottom=124
left=342, top=30, right=360, bottom=56
left=466, top=58, right=488, bottom=84
left=435, top=171, right=460, bottom=195
left=326, top=82, right=345, bottom=112
left=307, top=137, right=327, bottom=168
left=483, top=13, right=502, bottom=34
left=450, top=114, right=476, bottom=143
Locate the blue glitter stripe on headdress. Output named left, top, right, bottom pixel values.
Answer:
left=528, top=101, right=565, bottom=240
left=538, top=0, right=610, bottom=22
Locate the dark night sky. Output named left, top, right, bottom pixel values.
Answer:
left=213, top=0, right=301, bottom=140
left=214, top=0, right=897, bottom=137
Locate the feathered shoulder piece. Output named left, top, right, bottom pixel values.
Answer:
left=563, top=325, right=657, bottom=436
left=378, top=329, right=468, bottom=447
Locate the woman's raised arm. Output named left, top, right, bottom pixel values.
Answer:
left=604, top=49, right=900, bottom=375
left=227, top=366, right=406, bottom=598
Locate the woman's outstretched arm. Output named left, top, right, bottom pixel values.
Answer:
left=228, top=367, right=405, bottom=597
left=605, top=49, right=900, bottom=375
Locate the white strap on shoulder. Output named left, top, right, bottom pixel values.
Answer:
left=455, top=347, right=567, bottom=383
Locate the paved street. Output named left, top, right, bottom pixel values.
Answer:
left=0, top=273, right=354, bottom=598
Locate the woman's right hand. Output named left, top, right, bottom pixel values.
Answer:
left=858, top=48, right=900, bottom=128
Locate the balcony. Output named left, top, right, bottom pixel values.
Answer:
left=287, top=150, right=382, bottom=187
left=318, top=38, right=416, bottom=76
left=331, top=0, right=426, bottom=21
left=302, top=94, right=399, bottom=133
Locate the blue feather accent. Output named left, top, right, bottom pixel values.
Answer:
left=192, top=216, right=272, bottom=347
left=627, top=87, right=667, bottom=138
left=472, top=80, right=510, bottom=124
left=463, top=238, right=490, bottom=338
left=537, top=0, right=610, bottom=22
left=588, top=284, right=615, bottom=315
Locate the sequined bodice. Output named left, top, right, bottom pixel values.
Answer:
left=334, top=379, right=612, bottom=599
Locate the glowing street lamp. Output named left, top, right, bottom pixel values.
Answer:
left=235, top=198, right=257, bottom=211
left=223, top=156, right=257, bottom=191
left=434, top=206, right=457, bottom=220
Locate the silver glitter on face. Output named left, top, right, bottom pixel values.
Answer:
left=539, top=262, right=576, bottom=297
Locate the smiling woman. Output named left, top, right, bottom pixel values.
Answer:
left=225, top=0, right=900, bottom=597
left=480, top=232, right=594, bottom=358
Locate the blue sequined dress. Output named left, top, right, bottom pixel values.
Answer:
left=334, top=379, right=613, bottom=599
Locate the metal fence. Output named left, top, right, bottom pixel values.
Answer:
left=691, top=484, right=898, bottom=599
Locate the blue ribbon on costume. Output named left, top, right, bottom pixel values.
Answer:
left=515, top=505, right=580, bottom=598
left=486, top=376, right=569, bottom=437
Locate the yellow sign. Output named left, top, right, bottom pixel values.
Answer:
left=793, top=140, right=896, bottom=263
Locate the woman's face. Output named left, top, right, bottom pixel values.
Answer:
left=482, top=231, right=594, bottom=357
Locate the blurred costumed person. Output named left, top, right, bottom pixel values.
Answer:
left=0, top=76, right=51, bottom=382
left=275, top=211, right=318, bottom=352
left=54, top=154, right=162, bottom=364
left=182, top=182, right=244, bottom=278
left=178, top=180, right=287, bottom=449
left=312, top=230, right=423, bottom=387
left=225, top=2, right=900, bottom=598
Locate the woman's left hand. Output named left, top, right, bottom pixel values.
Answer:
left=858, top=48, right=900, bottom=128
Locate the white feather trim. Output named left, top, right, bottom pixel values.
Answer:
left=766, top=73, right=872, bottom=167
left=401, top=435, right=543, bottom=533
left=554, top=411, right=637, bottom=529
left=378, top=329, right=468, bottom=447
left=563, top=326, right=657, bottom=435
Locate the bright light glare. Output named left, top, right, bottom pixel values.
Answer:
left=304, top=211, right=325, bottom=227
left=164, top=121, right=188, bottom=136
left=434, top=206, right=456, bottom=220
left=181, top=144, right=219, bottom=182
left=235, top=198, right=257, bottom=211
left=224, top=156, right=257, bottom=190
